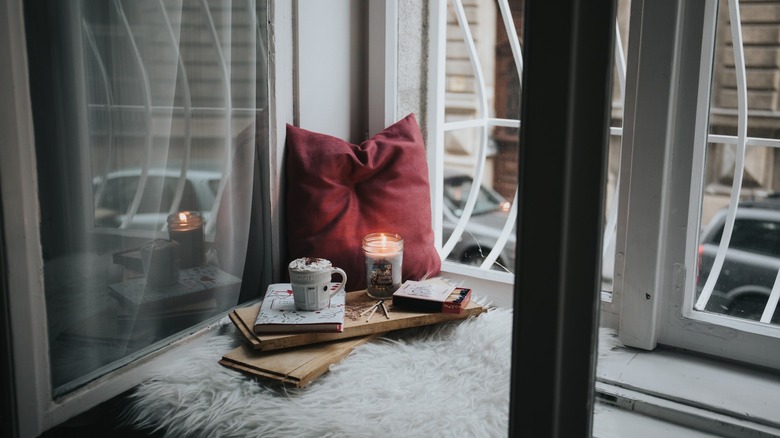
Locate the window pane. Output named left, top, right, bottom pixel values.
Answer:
left=695, top=0, right=780, bottom=326
left=440, top=0, right=522, bottom=275
left=439, top=0, right=626, bottom=284
left=442, top=128, right=516, bottom=272
left=24, top=0, right=269, bottom=395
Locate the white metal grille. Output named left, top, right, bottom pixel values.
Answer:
left=435, top=0, right=520, bottom=275
left=436, top=0, right=627, bottom=280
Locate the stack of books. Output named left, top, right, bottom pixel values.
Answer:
left=220, top=280, right=487, bottom=387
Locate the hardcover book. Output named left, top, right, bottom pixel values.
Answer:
left=253, top=283, right=345, bottom=334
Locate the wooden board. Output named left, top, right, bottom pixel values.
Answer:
left=229, top=290, right=487, bottom=351
left=219, top=334, right=379, bottom=388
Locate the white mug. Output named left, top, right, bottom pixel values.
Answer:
left=288, top=257, right=347, bottom=310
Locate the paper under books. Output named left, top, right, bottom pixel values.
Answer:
left=253, top=283, right=345, bottom=334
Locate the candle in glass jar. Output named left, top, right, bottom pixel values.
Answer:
left=167, top=211, right=204, bottom=268
left=362, top=233, right=403, bottom=299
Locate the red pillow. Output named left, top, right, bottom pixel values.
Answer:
left=285, top=114, right=441, bottom=291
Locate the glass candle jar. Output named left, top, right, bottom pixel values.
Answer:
left=167, top=211, right=204, bottom=268
left=362, top=233, right=404, bottom=299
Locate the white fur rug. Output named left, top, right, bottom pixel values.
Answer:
left=123, top=304, right=511, bottom=437
left=122, top=305, right=622, bottom=437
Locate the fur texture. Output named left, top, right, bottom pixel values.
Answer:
left=123, top=305, right=621, bottom=437
left=123, top=306, right=511, bottom=437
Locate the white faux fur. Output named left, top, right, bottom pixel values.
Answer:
left=123, top=305, right=622, bottom=437
left=123, top=304, right=510, bottom=437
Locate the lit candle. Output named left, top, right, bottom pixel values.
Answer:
left=167, top=211, right=204, bottom=268
left=362, top=232, right=404, bottom=299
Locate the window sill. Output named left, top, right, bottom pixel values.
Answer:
left=596, top=339, right=780, bottom=436
left=437, top=267, right=774, bottom=435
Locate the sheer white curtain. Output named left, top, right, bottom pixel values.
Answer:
left=25, top=0, right=268, bottom=396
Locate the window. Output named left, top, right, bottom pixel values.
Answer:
left=614, top=0, right=780, bottom=369
left=426, top=0, right=780, bottom=431
left=1, top=0, right=291, bottom=434
left=24, top=0, right=271, bottom=395
left=431, top=0, right=522, bottom=279
left=430, top=0, right=627, bottom=292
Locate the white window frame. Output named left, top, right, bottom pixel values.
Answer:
left=614, top=0, right=780, bottom=369
left=0, top=0, right=293, bottom=435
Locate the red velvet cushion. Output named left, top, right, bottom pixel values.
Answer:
left=285, top=114, right=441, bottom=291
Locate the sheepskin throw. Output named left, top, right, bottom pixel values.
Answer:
left=123, top=305, right=512, bottom=437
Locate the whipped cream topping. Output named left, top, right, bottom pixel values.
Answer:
left=289, top=257, right=331, bottom=272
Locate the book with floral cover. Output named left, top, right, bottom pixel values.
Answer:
left=253, top=283, right=345, bottom=334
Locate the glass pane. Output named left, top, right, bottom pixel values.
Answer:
left=441, top=0, right=522, bottom=275
left=601, top=0, right=631, bottom=293
left=444, top=1, right=481, bottom=121
left=695, top=0, right=780, bottom=325
left=24, top=0, right=269, bottom=395
left=443, top=127, right=516, bottom=273
left=443, top=0, right=630, bottom=282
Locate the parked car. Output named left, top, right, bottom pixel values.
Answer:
left=93, top=168, right=220, bottom=230
left=442, top=170, right=516, bottom=272
left=698, top=199, right=780, bottom=323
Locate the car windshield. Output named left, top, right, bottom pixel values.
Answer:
left=96, top=175, right=198, bottom=215
left=443, top=175, right=504, bottom=217
left=710, top=218, right=780, bottom=258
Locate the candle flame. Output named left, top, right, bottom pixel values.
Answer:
left=381, top=233, right=387, bottom=247
left=179, top=212, right=188, bottom=222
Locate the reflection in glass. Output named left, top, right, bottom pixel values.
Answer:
left=25, top=0, right=269, bottom=395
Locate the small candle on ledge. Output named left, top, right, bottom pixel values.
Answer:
left=167, top=211, right=204, bottom=268
left=362, top=232, right=404, bottom=299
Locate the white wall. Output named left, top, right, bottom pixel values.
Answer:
left=297, top=0, right=367, bottom=143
